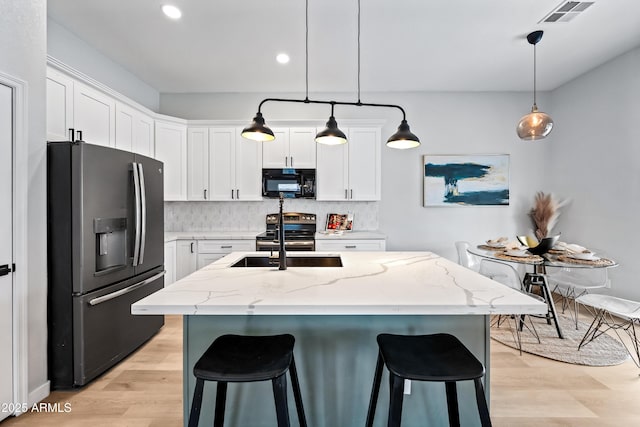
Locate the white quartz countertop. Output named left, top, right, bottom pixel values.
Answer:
left=315, top=231, right=386, bottom=240
left=133, top=251, right=547, bottom=316
left=164, top=231, right=262, bottom=243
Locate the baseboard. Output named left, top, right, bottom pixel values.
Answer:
left=28, top=381, right=50, bottom=406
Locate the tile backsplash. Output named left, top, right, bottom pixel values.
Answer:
left=164, top=201, right=379, bottom=232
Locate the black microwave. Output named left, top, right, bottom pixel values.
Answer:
left=262, top=168, right=316, bottom=199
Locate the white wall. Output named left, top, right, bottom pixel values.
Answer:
left=161, top=90, right=552, bottom=262
left=548, top=46, right=640, bottom=301
left=0, top=0, right=48, bottom=402
left=47, top=18, right=160, bottom=111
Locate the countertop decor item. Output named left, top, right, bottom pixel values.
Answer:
left=241, top=0, right=420, bottom=149
left=517, top=30, right=554, bottom=140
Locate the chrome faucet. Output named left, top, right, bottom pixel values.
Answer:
left=277, top=192, right=287, bottom=270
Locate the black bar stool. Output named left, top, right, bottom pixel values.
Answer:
left=365, top=333, right=492, bottom=427
left=188, top=334, right=308, bottom=427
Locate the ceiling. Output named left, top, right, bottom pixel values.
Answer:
left=47, top=0, right=640, bottom=94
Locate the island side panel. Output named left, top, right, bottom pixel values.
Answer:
left=183, top=314, right=490, bottom=427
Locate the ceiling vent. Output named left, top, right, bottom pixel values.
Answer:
left=539, top=1, right=594, bottom=23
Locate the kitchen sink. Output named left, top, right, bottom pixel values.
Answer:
left=230, top=255, right=343, bottom=268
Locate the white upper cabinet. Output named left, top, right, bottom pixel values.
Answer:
left=155, top=120, right=188, bottom=201
left=47, top=68, right=117, bottom=146
left=231, top=128, right=263, bottom=200
left=187, top=127, right=262, bottom=201
left=133, top=113, right=154, bottom=157
left=263, top=127, right=316, bottom=168
left=46, top=68, right=74, bottom=141
left=72, top=80, right=116, bottom=147
left=187, top=127, right=210, bottom=201
left=289, top=128, right=317, bottom=168
left=316, top=127, right=381, bottom=201
left=116, top=102, right=155, bottom=156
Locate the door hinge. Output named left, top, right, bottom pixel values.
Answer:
left=0, top=263, right=14, bottom=277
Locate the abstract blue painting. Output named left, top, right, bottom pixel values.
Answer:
left=423, top=154, right=509, bottom=206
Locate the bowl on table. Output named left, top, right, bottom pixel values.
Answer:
left=568, top=251, right=598, bottom=260
left=518, top=235, right=560, bottom=255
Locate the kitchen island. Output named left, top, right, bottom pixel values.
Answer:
left=132, top=251, right=546, bottom=427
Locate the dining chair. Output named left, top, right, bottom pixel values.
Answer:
left=478, top=259, right=541, bottom=353
left=545, top=267, right=610, bottom=329
left=455, top=241, right=480, bottom=272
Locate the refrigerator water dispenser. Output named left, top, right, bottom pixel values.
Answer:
left=94, top=217, right=127, bottom=274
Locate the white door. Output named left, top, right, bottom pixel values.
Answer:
left=0, top=83, right=14, bottom=421
left=115, top=102, right=135, bottom=152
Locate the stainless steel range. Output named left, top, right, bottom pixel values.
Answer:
left=255, top=212, right=317, bottom=251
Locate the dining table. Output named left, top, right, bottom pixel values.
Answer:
left=468, top=243, right=618, bottom=340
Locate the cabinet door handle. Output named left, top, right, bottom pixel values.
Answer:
left=236, top=189, right=239, bottom=199
left=290, top=157, right=294, bottom=167
left=231, top=189, right=234, bottom=199
left=345, top=189, right=348, bottom=199
left=204, top=189, right=207, bottom=200
left=221, top=245, right=232, bottom=249
left=350, top=189, right=353, bottom=199
left=345, top=245, right=357, bottom=249
left=190, top=242, right=194, bottom=253
left=285, top=156, right=288, bottom=167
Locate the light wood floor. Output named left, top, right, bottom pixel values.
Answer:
left=4, top=313, right=640, bottom=427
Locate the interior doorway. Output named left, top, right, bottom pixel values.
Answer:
left=0, top=82, right=14, bottom=420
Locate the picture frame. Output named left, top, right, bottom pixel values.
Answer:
left=325, top=213, right=354, bottom=231
left=423, top=154, right=509, bottom=207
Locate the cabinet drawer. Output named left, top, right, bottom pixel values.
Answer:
left=315, top=239, right=386, bottom=251
left=197, top=240, right=254, bottom=254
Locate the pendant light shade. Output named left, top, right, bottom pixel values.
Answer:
left=516, top=105, right=554, bottom=140
left=316, top=115, right=347, bottom=145
left=387, top=120, right=420, bottom=149
left=517, top=30, right=553, bottom=141
left=241, top=112, right=275, bottom=142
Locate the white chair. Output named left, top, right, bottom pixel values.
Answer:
left=545, top=267, right=610, bottom=329
left=479, top=259, right=541, bottom=353
left=455, top=241, right=479, bottom=272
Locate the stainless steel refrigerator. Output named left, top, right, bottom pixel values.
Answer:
left=47, top=140, right=165, bottom=388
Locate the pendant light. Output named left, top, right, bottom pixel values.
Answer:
left=242, top=0, right=420, bottom=149
left=241, top=112, right=275, bottom=141
left=315, top=103, right=347, bottom=145
left=517, top=30, right=554, bottom=141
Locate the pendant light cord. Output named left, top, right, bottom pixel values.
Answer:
left=357, top=0, right=361, bottom=104
left=305, top=0, right=309, bottom=101
left=533, top=42, right=537, bottom=107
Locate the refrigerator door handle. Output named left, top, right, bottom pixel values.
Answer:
left=132, top=162, right=141, bottom=266
left=88, top=270, right=166, bottom=306
left=138, top=163, right=147, bottom=265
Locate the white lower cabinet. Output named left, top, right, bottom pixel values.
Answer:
left=197, top=239, right=254, bottom=269
left=164, top=241, right=176, bottom=286
left=176, top=240, right=198, bottom=281
left=315, top=239, right=386, bottom=251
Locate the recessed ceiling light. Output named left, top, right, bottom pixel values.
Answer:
left=162, top=5, right=182, bottom=19
left=276, top=53, right=290, bottom=64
